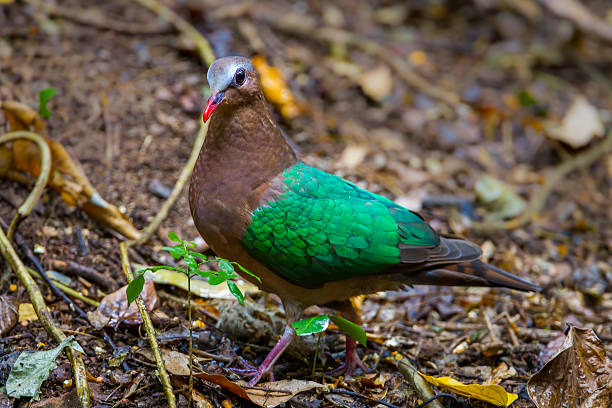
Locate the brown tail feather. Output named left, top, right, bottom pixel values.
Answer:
left=403, top=260, right=540, bottom=292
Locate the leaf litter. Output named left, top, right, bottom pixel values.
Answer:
left=1, top=0, right=611, bottom=407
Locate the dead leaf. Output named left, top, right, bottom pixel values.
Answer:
left=357, top=65, right=393, bottom=102
left=485, top=362, right=517, bottom=385
left=0, top=101, right=140, bottom=239
left=137, top=349, right=190, bottom=376
left=418, top=371, right=518, bottom=406
left=546, top=96, right=604, bottom=148
left=0, top=296, right=19, bottom=336
left=527, top=326, right=612, bottom=408
left=87, top=278, right=158, bottom=329
left=194, top=371, right=325, bottom=407
left=475, top=175, right=526, bottom=221
left=18, top=303, right=38, bottom=323
left=251, top=55, right=301, bottom=119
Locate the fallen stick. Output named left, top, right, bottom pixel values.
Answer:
left=397, top=356, right=444, bottom=408
left=470, top=130, right=612, bottom=231
left=0, top=131, right=50, bottom=241
left=0, top=223, right=90, bottom=407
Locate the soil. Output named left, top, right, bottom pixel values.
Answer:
left=1, top=1, right=611, bottom=407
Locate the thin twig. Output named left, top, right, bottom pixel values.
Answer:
left=24, top=0, right=172, bottom=35
left=470, top=130, right=612, bottom=231
left=2, top=221, right=89, bottom=319
left=0, top=223, right=90, bottom=407
left=251, top=17, right=461, bottom=108
left=119, top=242, right=176, bottom=408
left=132, top=122, right=208, bottom=245
left=133, top=0, right=216, bottom=66
left=26, top=266, right=100, bottom=307
left=0, top=131, right=51, bottom=241
left=328, top=388, right=402, bottom=408
left=397, top=356, right=444, bottom=408
left=49, top=259, right=116, bottom=291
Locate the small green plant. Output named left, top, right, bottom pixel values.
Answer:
left=126, top=232, right=259, bottom=406
left=292, top=314, right=367, bottom=346
left=38, top=88, right=57, bottom=119
left=126, top=231, right=259, bottom=305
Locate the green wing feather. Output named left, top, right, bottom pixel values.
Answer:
left=242, top=163, right=439, bottom=287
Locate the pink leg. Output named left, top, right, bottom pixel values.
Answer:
left=232, top=325, right=296, bottom=386
left=329, top=336, right=372, bottom=377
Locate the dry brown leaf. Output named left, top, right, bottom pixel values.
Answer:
left=0, top=296, right=19, bottom=336
left=357, top=65, right=393, bottom=102
left=545, top=96, right=604, bottom=148
left=194, top=371, right=325, bottom=407
left=137, top=349, right=191, bottom=376
left=87, top=279, right=158, bottom=329
left=0, top=101, right=140, bottom=239
left=527, top=326, right=612, bottom=408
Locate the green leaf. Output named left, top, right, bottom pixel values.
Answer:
left=218, top=259, right=234, bottom=274
left=167, top=231, right=181, bottom=242
left=292, top=315, right=330, bottom=336
left=184, top=253, right=199, bottom=274
left=235, top=262, right=261, bottom=283
left=330, top=315, right=367, bottom=347
left=162, top=245, right=186, bottom=260
left=126, top=274, right=145, bottom=305
left=207, top=274, right=227, bottom=286
left=38, top=88, right=57, bottom=119
left=189, top=250, right=207, bottom=260
left=4, top=335, right=78, bottom=399
left=193, top=269, right=213, bottom=279
left=518, top=90, right=535, bottom=107
left=227, top=280, right=244, bottom=305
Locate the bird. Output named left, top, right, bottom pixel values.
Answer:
left=189, top=56, right=539, bottom=386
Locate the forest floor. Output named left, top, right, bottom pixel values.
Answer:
left=1, top=0, right=611, bottom=407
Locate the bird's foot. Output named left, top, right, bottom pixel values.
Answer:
left=229, top=357, right=275, bottom=385
left=329, top=337, right=372, bottom=378
left=230, top=325, right=296, bottom=386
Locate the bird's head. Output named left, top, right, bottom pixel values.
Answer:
left=203, top=56, right=258, bottom=122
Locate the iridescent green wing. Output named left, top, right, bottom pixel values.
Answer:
left=242, top=163, right=439, bottom=287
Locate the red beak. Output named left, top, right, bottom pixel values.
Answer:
left=203, top=92, right=224, bottom=122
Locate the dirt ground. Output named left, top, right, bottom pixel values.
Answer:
left=1, top=0, right=611, bottom=407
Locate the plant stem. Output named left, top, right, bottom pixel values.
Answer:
left=188, top=270, right=193, bottom=408
left=119, top=242, right=176, bottom=408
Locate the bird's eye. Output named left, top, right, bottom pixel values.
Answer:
left=234, top=68, right=246, bottom=86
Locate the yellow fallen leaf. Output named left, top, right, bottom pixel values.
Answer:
left=410, top=50, right=427, bottom=66
left=251, top=55, right=301, bottom=119
left=418, top=371, right=518, bottom=407
left=18, top=303, right=38, bottom=323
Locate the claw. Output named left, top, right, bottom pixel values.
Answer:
left=329, top=337, right=372, bottom=378
left=230, top=325, right=295, bottom=385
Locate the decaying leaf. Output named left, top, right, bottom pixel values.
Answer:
left=137, top=349, right=191, bottom=376
left=357, top=65, right=393, bottom=102
left=88, top=278, right=158, bottom=329
left=0, top=296, right=19, bottom=336
left=546, top=96, right=604, bottom=148
left=475, top=175, right=526, bottom=221
left=18, top=303, right=38, bottom=323
left=418, top=371, right=518, bottom=407
left=527, top=326, right=612, bottom=408
left=3, top=336, right=83, bottom=399
left=251, top=55, right=301, bottom=119
left=194, top=371, right=325, bottom=407
left=0, top=101, right=140, bottom=239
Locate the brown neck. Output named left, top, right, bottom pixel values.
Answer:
left=195, top=96, right=297, bottom=193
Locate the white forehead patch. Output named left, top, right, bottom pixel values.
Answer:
left=207, top=56, right=255, bottom=93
